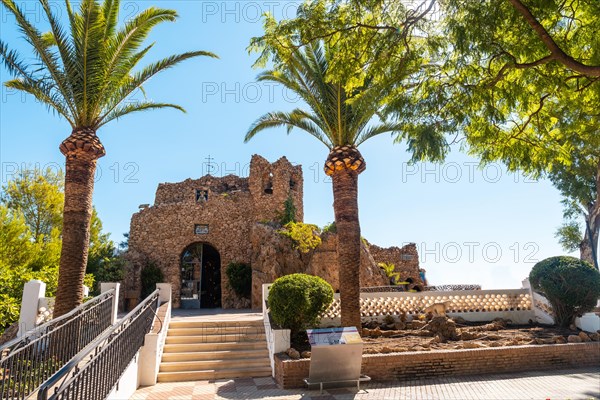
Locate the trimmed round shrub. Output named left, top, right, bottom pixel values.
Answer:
left=268, top=273, right=334, bottom=333
left=529, top=256, right=600, bottom=327
left=226, top=262, right=252, bottom=299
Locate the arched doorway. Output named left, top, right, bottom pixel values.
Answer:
left=180, top=243, right=222, bottom=309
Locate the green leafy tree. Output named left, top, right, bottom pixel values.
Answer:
left=439, top=0, right=600, bottom=267
left=529, top=256, right=600, bottom=327
left=247, top=0, right=446, bottom=330
left=0, top=0, right=217, bottom=316
left=1, top=168, right=63, bottom=242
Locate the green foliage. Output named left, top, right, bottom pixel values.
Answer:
left=278, top=195, right=297, bottom=225
left=0, top=0, right=218, bottom=130
left=321, top=221, right=337, bottom=234
left=140, top=262, right=164, bottom=300
left=225, top=262, right=252, bottom=299
left=555, top=222, right=583, bottom=253
left=268, top=273, right=334, bottom=333
left=278, top=222, right=322, bottom=253
left=0, top=169, right=106, bottom=333
left=529, top=256, right=600, bottom=327
left=1, top=168, right=63, bottom=242
left=439, top=0, right=600, bottom=258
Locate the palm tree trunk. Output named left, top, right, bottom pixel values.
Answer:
left=54, top=129, right=105, bottom=317
left=326, top=146, right=366, bottom=331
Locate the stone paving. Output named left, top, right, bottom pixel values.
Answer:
left=130, top=367, right=600, bottom=400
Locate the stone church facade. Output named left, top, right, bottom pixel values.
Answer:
left=126, top=155, right=424, bottom=310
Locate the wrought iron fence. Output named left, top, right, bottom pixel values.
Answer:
left=37, top=290, right=160, bottom=400
left=0, top=290, right=115, bottom=400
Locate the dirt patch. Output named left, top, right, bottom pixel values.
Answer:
left=360, top=316, right=598, bottom=354
left=285, top=317, right=600, bottom=357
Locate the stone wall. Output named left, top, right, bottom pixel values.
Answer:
left=128, top=155, right=302, bottom=309
left=250, top=225, right=389, bottom=308
left=275, top=342, right=600, bottom=388
left=369, top=243, right=424, bottom=290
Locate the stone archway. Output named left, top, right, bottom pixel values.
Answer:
left=180, top=242, right=222, bottom=309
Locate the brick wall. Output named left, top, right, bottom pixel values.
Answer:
left=275, top=343, right=600, bottom=389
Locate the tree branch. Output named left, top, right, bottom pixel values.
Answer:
left=508, top=0, right=600, bottom=77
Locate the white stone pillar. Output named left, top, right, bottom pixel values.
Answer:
left=101, top=282, right=120, bottom=324
left=156, top=283, right=172, bottom=304
left=18, top=280, right=46, bottom=337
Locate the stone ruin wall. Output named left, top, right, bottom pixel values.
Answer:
left=249, top=155, right=304, bottom=222
left=127, top=155, right=303, bottom=309
left=368, top=243, right=425, bottom=290
left=250, top=224, right=390, bottom=308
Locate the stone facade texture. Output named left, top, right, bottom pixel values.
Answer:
left=369, top=243, right=426, bottom=290
left=275, top=342, right=600, bottom=388
left=127, top=155, right=421, bottom=310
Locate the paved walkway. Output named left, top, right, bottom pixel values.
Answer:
left=131, top=367, right=599, bottom=399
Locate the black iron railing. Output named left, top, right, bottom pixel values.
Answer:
left=38, top=290, right=160, bottom=400
left=0, top=290, right=115, bottom=400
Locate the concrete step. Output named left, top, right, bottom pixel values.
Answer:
left=162, top=349, right=268, bottom=362
left=168, top=320, right=263, bottom=329
left=165, top=334, right=266, bottom=345
left=160, top=358, right=270, bottom=373
left=157, top=366, right=272, bottom=383
left=163, top=341, right=267, bottom=353
left=167, top=326, right=265, bottom=336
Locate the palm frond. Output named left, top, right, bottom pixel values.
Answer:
left=245, top=110, right=332, bottom=148
left=1, top=0, right=75, bottom=117
left=99, top=101, right=184, bottom=127
left=96, top=50, right=217, bottom=126
left=5, top=78, right=74, bottom=125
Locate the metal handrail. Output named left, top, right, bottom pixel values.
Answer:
left=37, top=290, right=160, bottom=400
left=0, top=290, right=115, bottom=400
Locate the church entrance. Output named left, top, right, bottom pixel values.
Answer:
left=180, top=243, right=222, bottom=309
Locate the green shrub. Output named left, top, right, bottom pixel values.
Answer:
left=141, top=262, right=164, bottom=300
left=529, top=256, right=600, bottom=327
left=278, top=222, right=322, bottom=253
left=226, top=262, right=252, bottom=298
left=268, top=273, right=334, bottom=333
left=322, top=221, right=337, bottom=234
left=278, top=195, right=297, bottom=225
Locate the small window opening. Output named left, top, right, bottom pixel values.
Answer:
left=196, top=189, right=208, bottom=202
left=289, top=179, right=296, bottom=190
left=264, top=173, right=274, bottom=194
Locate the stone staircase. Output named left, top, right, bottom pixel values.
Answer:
left=157, top=318, right=271, bottom=382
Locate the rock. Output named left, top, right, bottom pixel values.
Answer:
left=381, top=330, right=396, bottom=338
left=364, top=320, right=379, bottom=329
left=362, top=328, right=372, bottom=337
left=578, top=332, right=591, bottom=342
left=554, top=336, right=567, bottom=344
left=488, top=341, right=502, bottom=347
left=380, top=346, right=393, bottom=354
left=423, top=316, right=458, bottom=340
left=588, top=333, right=600, bottom=341
left=534, top=338, right=554, bottom=345
left=567, top=335, right=582, bottom=343
left=371, top=327, right=382, bottom=338
left=394, top=322, right=406, bottom=330
left=462, top=342, right=484, bottom=349
left=408, top=320, right=427, bottom=330
left=301, top=351, right=311, bottom=358
left=459, top=330, right=481, bottom=340
left=286, top=348, right=300, bottom=359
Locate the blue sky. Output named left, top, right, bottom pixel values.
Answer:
left=0, top=1, right=574, bottom=289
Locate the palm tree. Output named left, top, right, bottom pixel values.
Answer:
left=0, top=0, right=217, bottom=317
left=245, top=42, right=403, bottom=330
